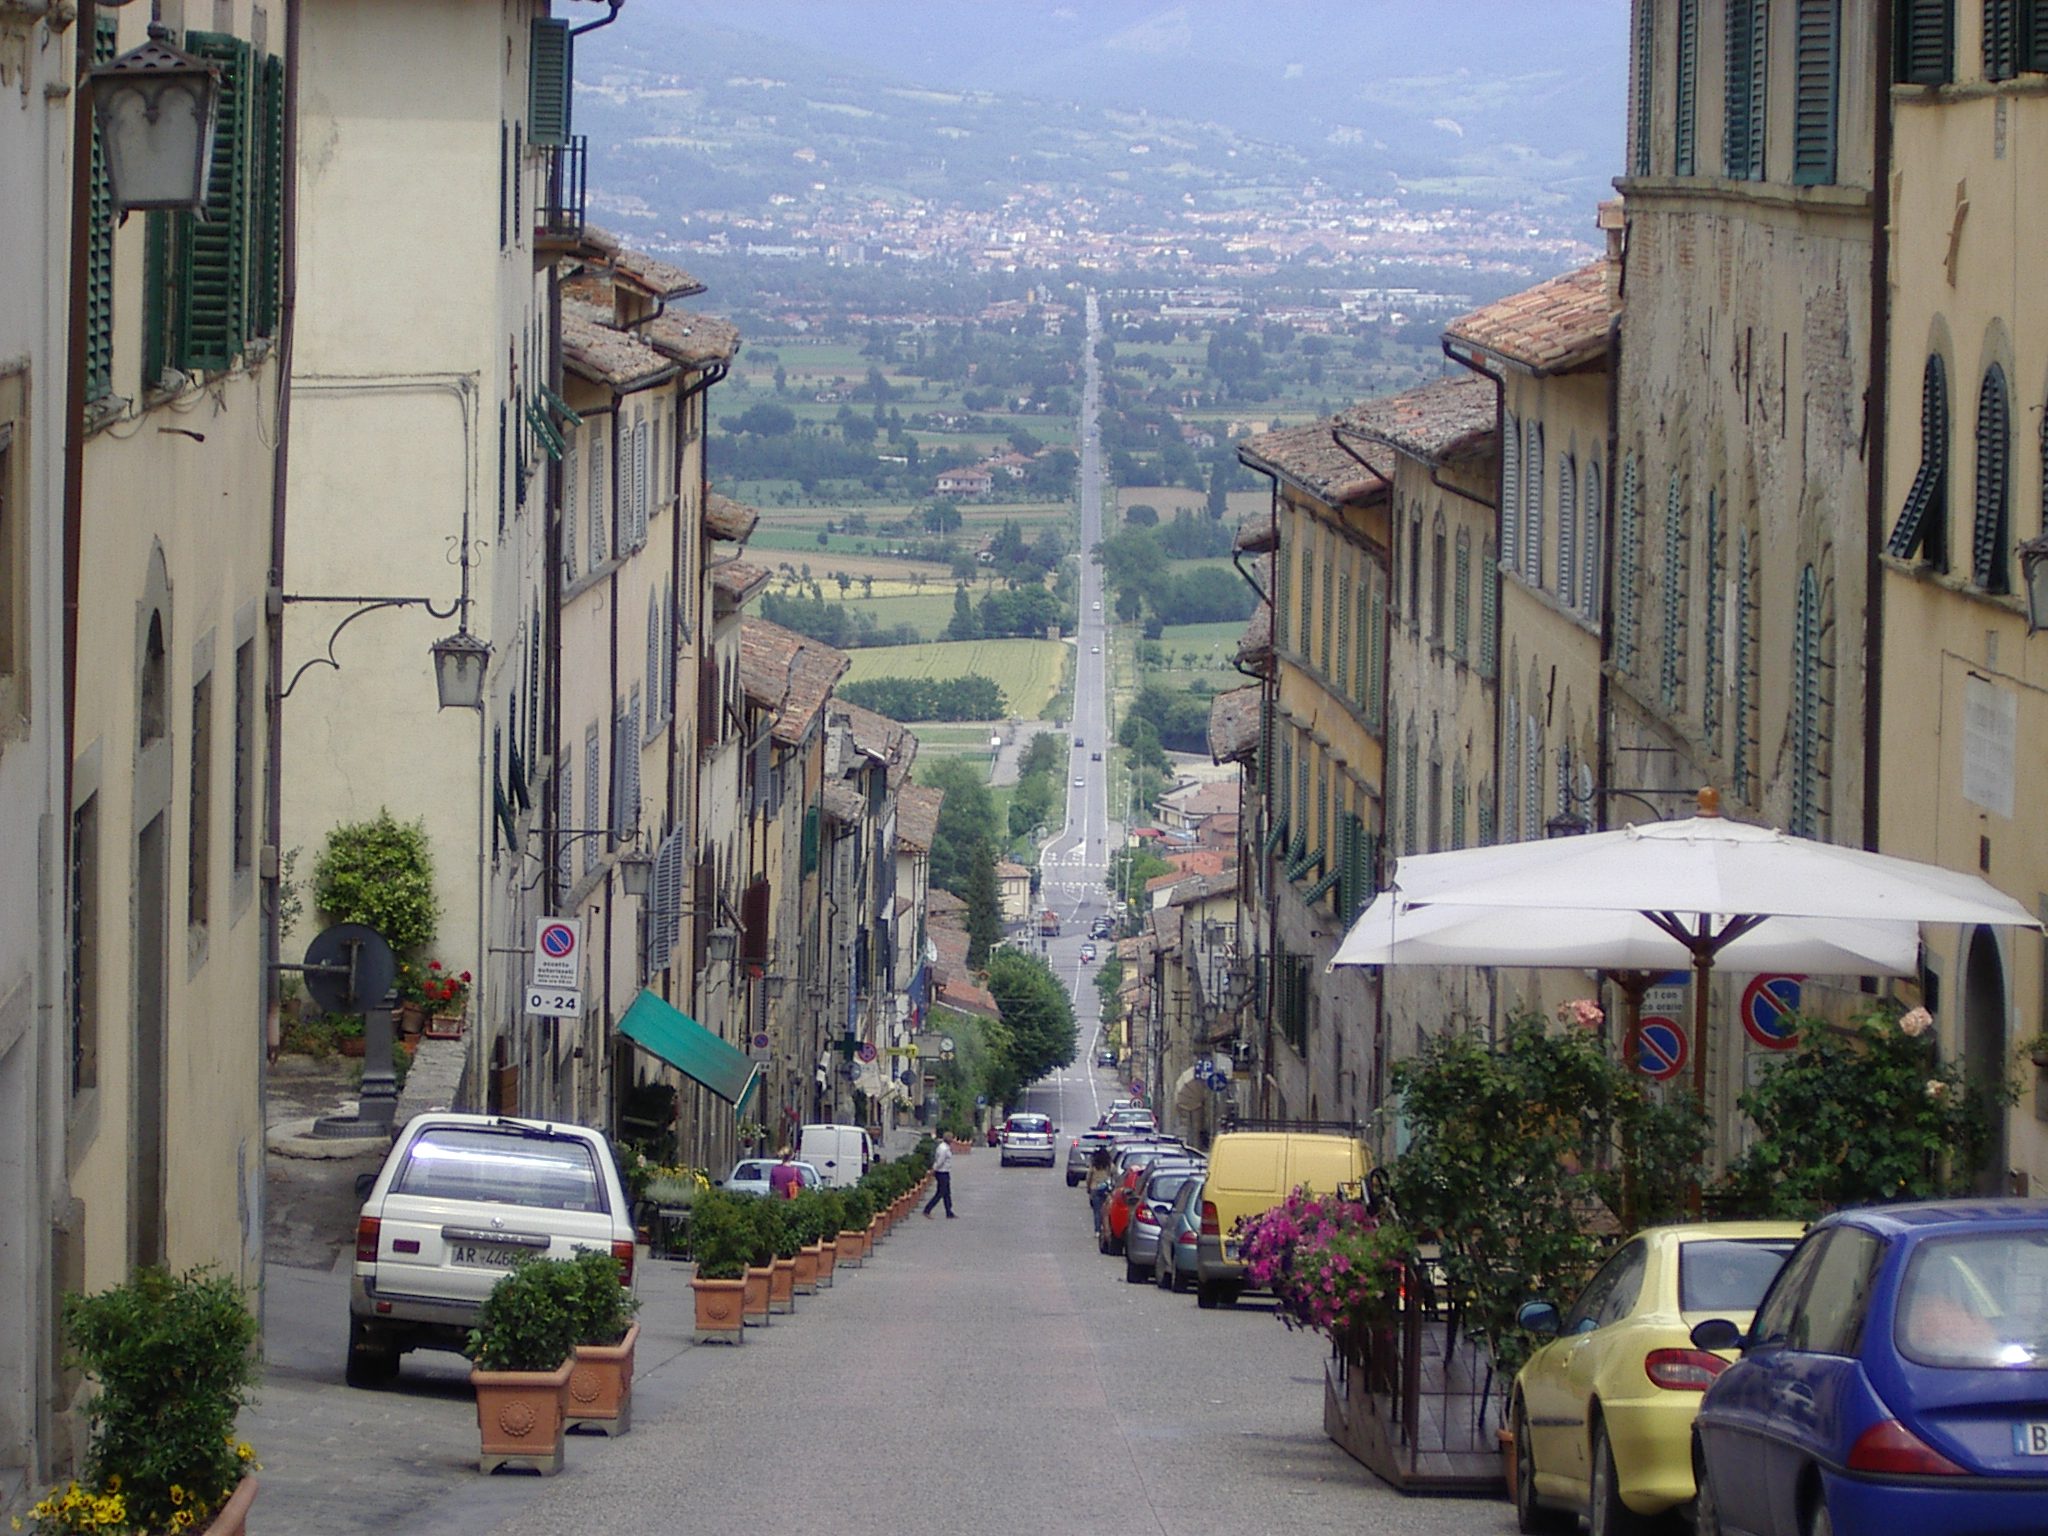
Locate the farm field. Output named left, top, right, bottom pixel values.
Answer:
left=1112, top=486, right=1266, bottom=525
left=842, top=638, right=1069, bottom=720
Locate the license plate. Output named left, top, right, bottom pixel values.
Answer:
left=2013, top=1422, right=2048, bottom=1456
left=1224, top=1241, right=1240, bottom=1260
left=450, top=1243, right=529, bottom=1269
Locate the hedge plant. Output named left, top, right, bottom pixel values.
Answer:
left=465, top=1257, right=579, bottom=1372
left=313, top=809, right=439, bottom=953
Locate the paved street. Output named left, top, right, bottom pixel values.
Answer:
left=247, top=1075, right=1519, bottom=1536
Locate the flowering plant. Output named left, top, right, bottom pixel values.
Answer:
left=1557, top=997, right=1605, bottom=1031
left=399, top=959, right=471, bottom=1016
left=1236, top=1188, right=1410, bottom=1340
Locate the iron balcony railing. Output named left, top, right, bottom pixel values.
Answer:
left=537, top=137, right=587, bottom=245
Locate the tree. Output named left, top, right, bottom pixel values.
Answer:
left=923, top=500, right=963, bottom=534
left=1206, top=466, right=1230, bottom=520
left=834, top=571, right=853, bottom=596
left=735, top=402, right=797, bottom=436
left=946, top=584, right=980, bottom=641
left=986, top=950, right=1078, bottom=1101
left=962, top=849, right=1002, bottom=967
left=924, top=759, right=1003, bottom=955
left=1123, top=503, right=1160, bottom=527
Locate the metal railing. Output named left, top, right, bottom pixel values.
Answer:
left=537, top=137, right=587, bottom=244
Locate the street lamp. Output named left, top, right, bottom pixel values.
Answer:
left=90, top=23, right=221, bottom=214
left=430, top=629, right=490, bottom=710
left=2019, top=534, right=2048, bottom=635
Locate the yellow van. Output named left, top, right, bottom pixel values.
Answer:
left=1194, top=1129, right=1370, bottom=1309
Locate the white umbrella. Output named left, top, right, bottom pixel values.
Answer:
left=1374, top=789, right=2041, bottom=1103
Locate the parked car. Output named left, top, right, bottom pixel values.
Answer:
left=999, top=1112, right=1058, bottom=1168
left=1066, top=1127, right=1122, bottom=1186
left=1155, top=1176, right=1206, bottom=1294
left=1091, top=751, right=1102, bottom=761
left=1103, top=1107, right=1157, bottom=1134
left=1509, top=1221, right=1804, bottom=1534
left=348, top=1112, right=635, bottom=1386
left=1689, top=1199, right=2048, bottom=1536
left=1125, top=1165, right=1204, bottom=1286
left=1081, top=943, right=1097, bottom=963
left=1095, top=1047, right=1117, bottom=1068
left=1195, top=1129, right=1370, bottom=1308
left=721, top=1159, right=824, bottom=1198
left=797, top=1123, right=874, bottom=1187
left=1100, top=1149, right=1200, bottom=1256
left=1073, top=775, right=1086, bottom=787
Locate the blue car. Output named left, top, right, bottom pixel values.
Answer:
left=1690, top=1199, right=2048, bottom=1536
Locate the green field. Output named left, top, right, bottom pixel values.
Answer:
left=838, top=593, right=958, bottom=639
left=842, top=638, right=1070, bottom=719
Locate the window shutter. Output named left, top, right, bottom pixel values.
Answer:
left=85, top=14, right=118, bottom=402
left=1335, top=571, right=1352, bottom=694
left=1501, top=413, right=1520, bottom=578
left=142, top=212, right=173, bottom=392
left=1973, top=364, right=2012, bottom=593
left=1524, top=715, right=1541, bottom=843
left=1366, top=575, right=1386, bottom=724
left=1616, top=455, right=1641, bottom=672
left=649, top=830, right=684, bottom=975
left=554, top=759, right=575, bottom=891
left=1478, top=787, right=1496, bottom=848
left=254, top=54, right=284, bottom=337
left=645, top=598, right=661, bottom=729
left=1319, top=553, right=1334, bottom=674
left=635, top=420, right=651, bottom=548
left=1303, top=531, right=1318, bottom=645
left=1631, top=0, right=1657, bottom=175
left=1725, top=0, right=1754, bottom=175
left=529, top=19, right=573, bottom=146
left=582, top=725, right=600, bottom=875
left=1985, top=0, right=2020, bottom=78
left=1453, top=530, right=1471, bottom=658
left=589, top=435, right=608, bottom=565
left=1702, top=491, right=1724, bottom=749
left=1734, top=528, right=1758, bottom=802
left=1888, top=354, right=1950, bottom=568
left=177, top=34, right=252, bottom=372
left=1523, top=421, right=1543, bottom=583
left=1557, top=456, right=1577, bottom=598
left=1450, top=759, right=1467, bottom=851
left=1277, top=734, right=1293, bottom=846
left=1478, top=538, right=1498, bottom=679
left=1896, top=0, right=1956, bottom=82
left=1581, top=461, right=1603, bottom=619
left=1403, top=732, right=1418, bottom=853
left=626, top=695, right=642, bottom=825
left=1790, top=566, right=1821, bottom=836
left=1674, top=0, right=1700, bottom=174
left=693, top=853, right=714, bottom=973
left=801, top=804, right=821, bottom=875
left=1660, top=473, right=1687, bottom=712
left=561, top=442, right=579, bottom=583
left=2027, top=0, right=2048, bottom=70
left=1503, top=701, right=1520, bottom=843
left=1792, top=0, right=1841, bottom=185
left=1274, top=533, right=1289, bottom=651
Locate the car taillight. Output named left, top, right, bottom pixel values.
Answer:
left=612, top=1239, right=636, bottom=1288
left=1643, top=1349, right=1728, bottom=1391
left=355, top=1216, right=381, bottom=1264
left=1135, top=1204, right=1154, bottom=1225
left=1846, top=1419, right=1967, bottom=1477
left=1200, top=1200, right=1219, bottom=1237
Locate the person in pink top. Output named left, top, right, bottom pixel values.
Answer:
left=767, top=1147, right=803, bottom=1200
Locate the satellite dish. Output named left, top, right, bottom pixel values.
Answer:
left=301, top=923, right=396, bottom=1016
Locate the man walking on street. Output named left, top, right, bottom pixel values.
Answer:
left=923, top=1132, right=956, bottom=1218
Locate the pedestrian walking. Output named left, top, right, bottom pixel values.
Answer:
left=923, top=1132, right=956, bottom=1218
left=768, top=1146, right=803, bottom=1200
left=1085, top=1146, right=1114, bottom=1231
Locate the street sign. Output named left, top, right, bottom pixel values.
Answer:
left=858, top=1042, right=878, bottom=1064
left=1742, top=974, right=1804, bottom=1050
left=533, top=919, right=581, bottom=990
left=1129, top=1078, right=1146, bottom=1099
left=525, top=984, right=582, bottom=1019
left=1636, top=1016, right=1687, bottom=1081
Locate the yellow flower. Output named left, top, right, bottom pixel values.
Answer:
left=169, top=1484, right=185, bottom=1505
left=102, top=1476, right=119, bottom=1494
left=235, top=1441, right=256, bottom=1462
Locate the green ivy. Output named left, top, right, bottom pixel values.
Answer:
left=312, top=809, right=439, bottom=953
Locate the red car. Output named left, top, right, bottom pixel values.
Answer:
left=1097, top=1148, right=1198, bottom=1255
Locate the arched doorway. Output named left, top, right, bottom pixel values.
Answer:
left=1961, top=925, right=2010, bottom=1195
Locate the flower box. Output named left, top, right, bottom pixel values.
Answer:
left=423, top=1012, right=466, bottom=1040
left=566, top=1322, right=638, bottom=1437
left=691, top=1276, right=745, bottom=1344
left=769, top=1256, right=797, bottom=1314
left=741, top=1265, right=772, bottom=1326
left=471, top=1358, right=573, bottom=1475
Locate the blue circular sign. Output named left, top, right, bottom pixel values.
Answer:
left=1636, top=1017, right=1687, bottom=1081
left=540, top=922, right=577, bottom=958
left=1742, top=975, right=1804, bottom=1050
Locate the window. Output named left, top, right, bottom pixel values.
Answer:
left=1752, top=1230, right=1828, bottom=1348
left=582, top=724, right=600, bottom=875
left=1631, top=0, right=1657, bottom=175
left=1565, top=1241, right=1648, bottom=1334
left=561, top=440, right=579, bottom=584
left=1504, top=693, right=1521, bottom=842
left=1335, top=569, right=1353, bottom=697
left=1429, top=516, right=1446, bottom=646
left=1522, top=420, right=1544, bottom=584
left=2029, top=0, right=2048, bottom=70
left=1734, top=526, right=1760, bottom=802
left=1478, top=536, right=1498, bottom=679
left=1888, top=355, right=1951, bottom=568
left=84, top=14, right=117, bottom=402
left=1501, top=413, right=1521, bottom=576
left=1274, top=530, right=1290, bottom=651
left=1300, top=526, right=1316, bottom=645
left=1725, top=0, right=1768, bottom=179
left=1407, top=506, right=1422, bottom=625
left=1615, top=455, right=1642, bottom=674
left=554, top=760, right=574, bottom=891
left=1787, top=1227, right=1886, bottom=1355
left=1896, top=0, right=1955, bottom=83
left=1477, top=782, right=1496, bottom=846
left=1524, top=708, right=1542, bottom=842
left=188, top=670, right=212, bottom=930
left=1557, top=455, right=1577, bottom=600
left=1680, top=1238, right=1802, bottom=1312
left=1702, top=490, right=1725, bottom=750
left=231, top=640, right=254, bottom=877
left=1581, top=459, right=1603, bottom=621
left=1365, top=567, right=1386, bottom=726
left=1792, top=0, right=1842, bottom=185
left=1973, top=363, right=2011, bottom=593
left=645, top=595, right=663, bottom=733
left=179, top=34, right=257, bottom=372
left=1659, top=473, right=1688, bottom=714
left=633, top=417, right=651, bottom=549
left=1985, top=0, right=2025, bottom=79
left=1789, top=564, right=1826, bottom=837
left=1403, top=730, right=1418, bottom=853
left=1675, top=0, right=1700, bottom=175
left=1320, top=542, right=1335, bottom=672
left=0, top=386, right=25, bottom=717
left=139, top=613, right=166, bottom=748
left=1450, top=757, right=1467, bottom=850
left=70, top=792, right=99, bottom=1094
left=1453, top=529, right=1471, bottom=659
left=529, top=18, right=573, bottom=144
left=588, top=430, right=609, bottom=567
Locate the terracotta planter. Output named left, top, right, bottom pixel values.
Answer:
left=867, top=1215, right=885, bottom=1251
left=816, top=1238, right=837, bottom=1288
left=425, top=1012, right=466, bottom=1040
left=567, top=1321, right=638, bottom=1436
left=794, top=1241, right=821, bottom=1295
left=397, top=1003, right=426, bottom=1039
left=742, top=1264, right=772, bottom=1325
left=769, top=1255, right=797, bottom=1314
left=471, top=1357, right=573, bottom=1475
left=692, top=1274, right=746, bottom=1343
left=337, top=1035, right=367, bottom=1058
left=837, top=1227, right=866, bottom=1267
left=198, top=1475, right=258, bottom=1535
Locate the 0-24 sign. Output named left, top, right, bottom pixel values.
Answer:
left=526, top=985, right=582, bottom=1019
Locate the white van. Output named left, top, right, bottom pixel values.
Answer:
left=797, top=1123, right=874, bottom=1188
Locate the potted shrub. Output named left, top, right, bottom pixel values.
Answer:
left=687, top=1192, right=750, bottom=1344
left=754, top=1198, right=801, bottom=1315
left=812, top=1189, right=845, bottom=1288
left=564, top=1251, right=641, bottom=1437
left=312, top=809, right=439, bottom=953
left=40, top=1266, right=260, bottom=1536
left=418, top=961, right=472, bottom=1038
left=466, top=1258, right=581, bottom=1474
left=788, top=1190, right=828, bottom=1295
left=740, top=1199, right=776, bottom=1327
left=836, top=1183, right=875, bottom=1267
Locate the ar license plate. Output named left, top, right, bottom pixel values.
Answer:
left=2012, top=1422, right=2048, bottom=1455
left=451, top=1243, right=527, bottom=1269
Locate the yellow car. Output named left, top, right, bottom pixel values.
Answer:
left=1510, top=1221, right=1804, bottom=1535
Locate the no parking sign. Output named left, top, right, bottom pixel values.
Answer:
left=1636, top=1015, right=1687, bottom=1081
left=1742, top=974, right=1804, bottom=1050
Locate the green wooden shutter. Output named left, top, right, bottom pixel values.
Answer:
left=254, top=54, right=284, bottom=338
left=1335, top=571, right=1352, bottom=696
left=1274, top=533, right=1289, bottom=651
left=1896, top=0, right=1955, bottom=82
left=1886, top=354, right=1950, bottom=566
left=1477, top=537, right=1497, bottom=679
left=529, top=19, right=573, bottom=146
left=1367, top=575, right=1386, bottom=725
left=1702, top=491, right=1724, bottom=749
left=2026, top=0, right=2048, bottom=70
left=1453, top=530, right=1470, bottom=659
left=1973, top=364, right=2011, bottom=593
left=1734, top=528, right=1757, bottom=802
left=85, top=13, right=118, bottom=402
left=1319, top=550, right=1334, bottom=675
left=1725, top=0, right=1767, bottom=179
left=1674, top=0, right=1699, bottom=175
left=1450, top=759, right=1467, bottom=851
left=1403, top=729, right=1418, bottom=853
left=1632, top=0, right=1656, bottom=175
left=177, top=34, right=251, bottom=371
left=1791, top=0, right=1841, bottom=186
left=1615, top=456, right=1641, bottom=674
left=1985, top=0, right=2020, bottom=78
left=1660, top=473, right=1686, bottom=712
left=1790, top=566, right=1821, bottom=836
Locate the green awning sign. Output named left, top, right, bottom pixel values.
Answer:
left=617, top=989, right=760, bottom=1114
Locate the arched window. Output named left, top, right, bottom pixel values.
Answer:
left=1557, top=454, right=1578, bottom=600
left=1972, top=362, right=2011, bottom=593
left=1523, top=420, right=1545, bottom=585
left=140, top=611, right=167, bottom=748
left=1615, top=454, right=1642, bottom=673
left=1581, top=460, right=1603, bottom=620
left=1886, top=354, right=1950, bottom=570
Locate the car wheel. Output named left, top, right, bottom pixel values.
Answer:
left=1125, top=1256, right=1147, bottom=1284
left=1691, top=1441, right=1724, bottom=1536
left=1588, top=1419, right=1647, bottom=1536
left=345, top=1317, right=399, bottom=1388
left=1805, top=1501, right=1834, bottom=1536
left=1512, top=1400, right=1567, bottom=1533
left=1197, top=1280, right=1220, bottom=1309
left=1066, top=1173, right=1081, bottom=1187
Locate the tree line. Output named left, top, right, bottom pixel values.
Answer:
left=837, top=674, right=1006, bottom=722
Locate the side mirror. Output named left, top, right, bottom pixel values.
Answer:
left=1690, top=1318, right=1744, bottom=1352
left=1517, top=1301, right=1561, bottom=1338
left=354, top=1172, right=378, bottom=1200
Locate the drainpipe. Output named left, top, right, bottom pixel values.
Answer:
left=1598, top=305, right=1624, bottom=833
left=60, top=0, right=96, bottom=897
left=1864, top=0, right=1894, bottom=856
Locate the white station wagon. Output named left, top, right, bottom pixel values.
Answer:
left=347, top=1113, right=635, bottom=1386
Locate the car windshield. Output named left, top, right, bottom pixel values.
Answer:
left=1008, top=1116, right=1050, bottom=1132
left=1678, top=1238, right=1799, bottom=1312
left=1896, top=1230, right=2048, bottom=1370
left=393, top=1126, right=608, bottom=1213
left=730, top=1162, right=772, bottom=1181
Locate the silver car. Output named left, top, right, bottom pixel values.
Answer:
left=1124, top=1164, right=1203, bottom=1285
left=1154, top=1174, right=1205, bottom=1294
left=999, top=1111, right=1058, bottom=1167
left=721, top=1158, right=822, bottom=1197
left=1066, top=1127, right=1121, bottom=1186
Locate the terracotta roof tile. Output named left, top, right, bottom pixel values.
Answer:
left=705, top=491, right=759, bottom=543
left=830, top=700, right=920, bottom=789
left=1208, top=686, right=1262, bottom=764
left=738, top=617, right=849, bottom=745
left=562, top=300, right=674, bottom=389
left=823, top=782, right=868, bottom=825
left=926, top=887, right=967, bottom=917
left=1238, top=418, right=1392, bottom=504
left=572, top=226, right=707, bottom=299
left=1335, top=376, right=1497, bottom=466
left=645, top=310, right=741, bottom=368
left=1443, top=260, right=1617, bottom=376
left=711, top=559, right=771, bottom=611
left=896, top=784, right=943, bottom=855
left=1236, top=601, right=1273, bottom=673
